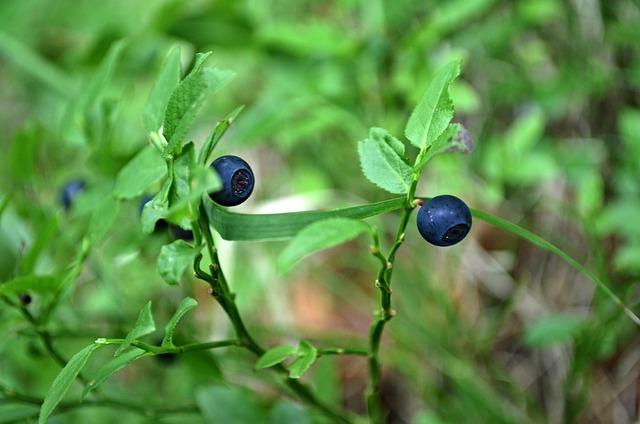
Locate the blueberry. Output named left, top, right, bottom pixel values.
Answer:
left=59, top=180, right=86, bottom=210
left=172, top=226, right=193, bottom=241
left=209, top=155, right=254, bottom=207
left=416, top=195, right=472, bottom=247
left=19, top=293, right=32, bottom=305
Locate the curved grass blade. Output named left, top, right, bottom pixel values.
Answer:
left=205, top=197, right=404, bottom=241
left=470, top=207, right=640, bottom=327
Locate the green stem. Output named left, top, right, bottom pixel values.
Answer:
left=318, top=347, right=369, bottom=357
left=1, top=295, right=90, bottom=385
left=96, top=338, right=241, bottom=355
left=367, top=171, right=420, bottom=423
left=0, top=384, right=198, bottom=420
left=195, top=202, right=354, bottom=424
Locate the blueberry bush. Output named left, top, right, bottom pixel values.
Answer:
left=1, top=2, right=640, bottom=424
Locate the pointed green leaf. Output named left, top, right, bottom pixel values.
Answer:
left=0, top=32, right=73, bottom=95
left=0, top=275, right=60, bottom=295
left=114, top=147, right=167, bottom=199
left=287, top=341, right=318, bottom=379
left=205, top=197, right=404, bottom=241
left=199, top=105, right=245, bottom=165
left=115, top=302, right=156, bottom=356
left=470, top=206, right=640, bottom=327
left=164, top=52, right=235, bottom=154
left=144, top=47, right=182, bottom=133
left=88, top=195, right=121, bottom=245
left=141, top=177, right=172, bottom=233
left=405, top=60, right=461, bottom=149
left=83, top=348, right=148, bottom=398
left=523, top=315, right=586, bottom=347
left=416, top=123, right=463, bottom=169
left=369, top=127, right=406, bottom=158
left=255, top=345, right=297, bottom=370
left=166, top=164, right=220, bottom=224
left=157, top=240, right=198, bottom=285
left=163, top=297, right=198, bottom=346
left=358, top=135, right=413, bottom=194
left=60, top=41, right=125, bottom=145
left=278, top=218, right=371, bottom=274
left=39, top=343, right=101, bottom=424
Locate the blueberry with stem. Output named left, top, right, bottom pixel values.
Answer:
left=416, top=195, right=472, bottom=247
left=209, top=155, right=254, bottom=207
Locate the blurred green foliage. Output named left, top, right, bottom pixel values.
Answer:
left=1, top=0, right=640, bottom=423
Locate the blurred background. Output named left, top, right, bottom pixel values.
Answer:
left=1, top=0, right=640, bottom=423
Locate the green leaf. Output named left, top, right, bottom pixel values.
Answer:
left=255, top=345, right=297, bottom=370
left=368, top=127, right=406, bottom=158
left=60, top=41, right=125, bottom=145
left=0, top=275, right=60, bottom=295
left=162, top=297, right=198, bottom=346
left=198, top=105, right=245, bottom=165
left=143, top=47, right=182, bottom=133
left=358, top=139, right=413, bottom=194
left=157, top=240, right=198, bottom=285
left=523, top=315, right=586, bottom=347
left=0, top=32, right=73, bottom=95
left=114, top=147, right=167, bottom=199
left=83, top=348, right=148, bottom=398
left=205, top=197, right=404, bottom=241
left=141, top=177, right=172, bottom=233
left=165, top=144, right=221, bottom=226
left=269, top=402, right=311, bottom=424
left=287, top=341, right=318, bottom=379
left=197, top=385, right=265, bottom=423
left=416, top=123, right=463, bottom=168
left=0, top=404, right=40, bottom=423
left=163, top=52, right=235, bottom=154
left=87, top=195, right=121, bottom=245
left=405, top=60, right=461, bottom=149
left=470, top=206, right=640, bottom=327
left=278, top=218, right=371, bottom=274
left=39, top=343, right=101, bottom=424
left=115, top=302, right=156, bottom=356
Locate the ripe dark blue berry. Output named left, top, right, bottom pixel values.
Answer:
left=416, top=195, right=472, bottom=247
left=172, top=226, right=193, bottom=241
left=209, top=155, right=254, bottom=207
left=19, top=293, right=32, bottom=305
left=59, top=180, right=86, bottom=210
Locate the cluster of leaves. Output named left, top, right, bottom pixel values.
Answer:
left=1, top=1, right=640, bottom=423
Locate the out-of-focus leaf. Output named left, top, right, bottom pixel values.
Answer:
left=0, top=275, right=60, bottom=295
left=278, top=218, right=371, bottom=274
left=0, top=32, right=73, bottom=95
left=114, top=147, right=167, bottom=199
left=523, top=314, right=587, bottom=347
left=269, top=402, right=311, bottom=424
left=196, top=385, right=265, bottom=423
left=157, top=240, right=198, bottom=285
left=143, top=47, right=182, bottom=133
